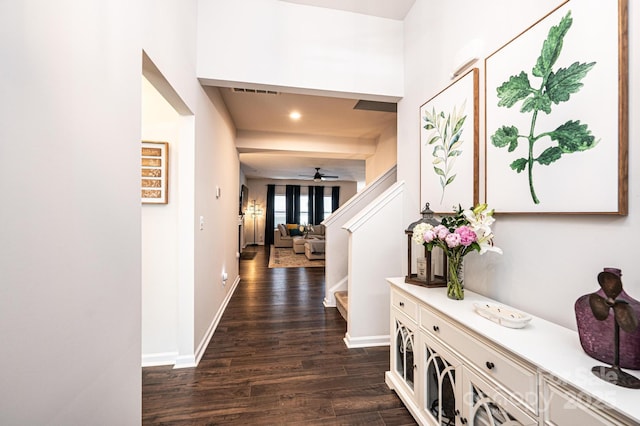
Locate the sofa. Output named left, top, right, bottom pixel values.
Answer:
left=273, top=223, right=325, bottom=248
left=304, top=239, right=325, bottom=260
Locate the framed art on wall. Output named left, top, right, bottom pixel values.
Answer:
left=420, top=68, right=479, bottom=214
left=141, top=141, right=168, bottom=204
left=485, top=0, right=628, bottom=214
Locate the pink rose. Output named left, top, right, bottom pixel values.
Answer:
left=423, top=229, right=436, bottom=243
left=455, top=226, right=477, bottom=247
left=433, top=225, right=449, bottom=240
left=445, top=233, right=461, bottom=248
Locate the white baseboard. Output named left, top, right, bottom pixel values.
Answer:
left=186, top=274, right=241, bottom=368
left=324, top=276, right=348, bottom=307
left=145, top=275, right=240, bottom=370
left=343, top=332, right=389, bottom=348
left=141, top=351, right=179, bottom=367
left=173, top=354, right=197, bottom=369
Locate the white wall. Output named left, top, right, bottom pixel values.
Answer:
left=144, top=0, right=199, bottom=110
left=0, top=1, right=142, bottom=423
left=343, top=182, right=405, bottom=347
left=0, top=0, right=243, bottom=420
left=400, top=0, right=639, bottom=329
left=193, top=86, right=240, bottom=360
left=141, top=76, right=180, bottom=364
left=366, top=122, right=398, bottom=184
left=196, top=0, right=404, bottom=101
left=143, top=0, right=241, bottom=368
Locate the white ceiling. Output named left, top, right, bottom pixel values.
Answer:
left=220, top=84, right=396, bottom=186
left=279, top=0, right=416, bottom=21
left=218, top=0, right=410, bottom=184
left=221, top=83, right=397, bottom=184
left=223, top=90, right=395, bottom=139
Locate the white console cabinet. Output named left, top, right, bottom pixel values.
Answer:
left=385, top=278, right=640, bottom=426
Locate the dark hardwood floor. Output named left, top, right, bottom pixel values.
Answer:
left=142, top=245, right=416, bottom=425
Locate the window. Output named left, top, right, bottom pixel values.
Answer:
left=274, top=194, right=286, bottom=227
left=323, top=195, right=332, bottom=220
left=300, top=193, right=309, bottom=225
left=271, top=186, right=336, bottom=227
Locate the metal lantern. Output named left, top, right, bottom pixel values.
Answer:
left=405, top=203, right=447, bottom=287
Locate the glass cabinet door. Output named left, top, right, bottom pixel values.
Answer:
left=423, top=337, right=461, bottom=426
left=462, top=368, right=536, bottom=426
left=394, top=317, right=416, bottom=391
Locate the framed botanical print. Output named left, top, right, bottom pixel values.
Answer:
left=420, top=68, right=479, bottom=214
left=485, top=0, right=628, bottom=214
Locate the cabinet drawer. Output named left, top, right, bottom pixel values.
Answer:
left=544, top=381, right=619, bottom=426
left=420, top=306, right=538, bottom=413
left=392, top=290, right=418, bottom=322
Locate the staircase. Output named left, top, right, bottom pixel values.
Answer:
left=321, top=166, right=403, bottom=348
left=322, top=166, right=397, bottom=309
left=340, top=181, right=405, bottom=347
left=335, top=291, right=348, bottom=322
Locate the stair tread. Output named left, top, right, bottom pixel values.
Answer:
left=335, top=291, right=348, bottom=304
left=334, top=291, right=348, bottom=322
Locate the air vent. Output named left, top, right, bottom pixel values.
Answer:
left=353, top=100, right=397, bottom=113
left=232, top=88, right=279, bottom=95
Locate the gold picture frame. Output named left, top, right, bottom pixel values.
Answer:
left=420, top=68, right=479, bottom=214
left=484, top=0, right=628, bottom=214
left=141, top=141, right=168, bottom=204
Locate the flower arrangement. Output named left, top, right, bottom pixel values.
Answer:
left=298, top=224, right=314, bottom=237
left=412, top=203, right=502, bottom=299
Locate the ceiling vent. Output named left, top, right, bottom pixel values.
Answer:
left=232, top=88, right=279, bottom=95
left=353, top=100, right=397, bottom=113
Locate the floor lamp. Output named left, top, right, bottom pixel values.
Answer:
left=246, top=200, right=263, bottom=246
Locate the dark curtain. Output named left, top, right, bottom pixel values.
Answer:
left=293, top=185, right=300, bottom=223
left=265, top=184, right=275, bottom=246
left=307, top=186, right=314, bottom=225
left=331, top=186, right=340, bottom=212
left=313, top=186, right=324, bottom=225
left=285, top=185, right=300, bottom=224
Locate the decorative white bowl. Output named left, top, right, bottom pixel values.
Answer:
left=473, top=302, right=532, bottom=329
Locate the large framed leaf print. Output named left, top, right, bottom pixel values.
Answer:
left=485, top=0, right=628, bottom=214
left=420, top=68, right=479, bottom=214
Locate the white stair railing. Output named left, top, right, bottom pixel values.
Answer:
left=341, top=181, right=405, bottom=348
left=322, top=166, right=397, bottom=307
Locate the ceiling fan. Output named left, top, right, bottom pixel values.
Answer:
left=300, top=167, right=339, bottom=182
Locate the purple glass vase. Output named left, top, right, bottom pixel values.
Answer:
left=574, top=268, right=640, bottom=370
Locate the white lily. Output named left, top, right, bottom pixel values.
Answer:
left=476, top=233, right=503, bottom=255
left=463, top=207, right=495, bottom=235
left=463, top=205, right=502, bottom=255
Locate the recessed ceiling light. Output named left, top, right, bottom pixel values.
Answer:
left=289, top=111, right=301, bottom=120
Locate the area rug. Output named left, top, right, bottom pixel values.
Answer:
left=268, top=245, right=325, bottom=268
